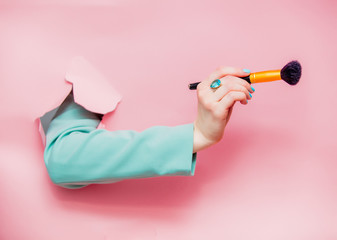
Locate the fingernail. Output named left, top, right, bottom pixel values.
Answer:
left=249, top=93, right=252, bottom=99
left=243, top=69, right=251, bottom=73
left=251, top=86, right=255, bottom=92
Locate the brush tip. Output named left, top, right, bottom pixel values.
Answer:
left=280, top=60, right=302, bottom=85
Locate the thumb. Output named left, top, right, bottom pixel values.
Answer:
left=207, top=66, right=250, bottom=85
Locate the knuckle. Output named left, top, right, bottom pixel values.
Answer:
left=242, top=80, right=251, bottom=88
left=216, top=66, right=233, bottom=75
left=239, top=85, right=247, bottom=93
left=240, top=92, right=247, bottom=100
left=226, top=94, right=234, bottom=102
left=222, top=76, right=232, bottom=84
left=226, top=92, right=235, bottom=101
left=223, top=66, right=235, bottom=73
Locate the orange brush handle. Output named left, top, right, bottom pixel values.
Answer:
left=250, top=70, right=281, bottom=84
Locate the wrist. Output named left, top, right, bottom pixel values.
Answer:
left=192, top=121, right=216, bottom=153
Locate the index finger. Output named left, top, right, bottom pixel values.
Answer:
left=198, top=66, right=251, bottom=91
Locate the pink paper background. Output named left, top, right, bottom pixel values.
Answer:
left=1, top=0, right=336, bottom=239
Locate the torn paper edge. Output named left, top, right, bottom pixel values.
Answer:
left=38, top=56, right=122, bottom=146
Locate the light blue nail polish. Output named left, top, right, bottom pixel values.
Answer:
left=251, top=86, right=255, bottom=92
left=249, top=93, right=252, bottom=98
left=243, top=69, right=251, bottom=73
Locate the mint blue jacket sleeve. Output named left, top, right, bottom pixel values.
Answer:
left=44, top=93, right=197, bottom=189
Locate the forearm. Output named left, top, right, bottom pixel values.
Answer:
left=45, top=124, right=196, bottom=188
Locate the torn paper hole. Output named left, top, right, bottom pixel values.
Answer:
left=38, top=56, right=122, bottom=146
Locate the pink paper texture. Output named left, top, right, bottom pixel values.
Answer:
left=1, top=0, right=337, bottom=239
left=65, top=56, right=122, bottom=115
left=38, top=56, right=122, bottom=145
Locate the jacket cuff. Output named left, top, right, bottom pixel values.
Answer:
left=160, top=123, right=197, bottom=177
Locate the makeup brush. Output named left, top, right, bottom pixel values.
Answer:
left=188, top=60, right=302, bottom=90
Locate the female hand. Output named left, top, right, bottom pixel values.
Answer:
left=193, top=67, right=254, bottom=152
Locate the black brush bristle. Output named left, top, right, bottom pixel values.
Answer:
left=280, top=60, right=302, bottom=85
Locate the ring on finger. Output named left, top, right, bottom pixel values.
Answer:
left=210, top=79, right=221, bottom=90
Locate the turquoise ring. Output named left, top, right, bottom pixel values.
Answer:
left=210, top=79, right=221, bottom=89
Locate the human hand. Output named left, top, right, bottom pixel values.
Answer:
left=193, top=67, right=254, bottom=153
